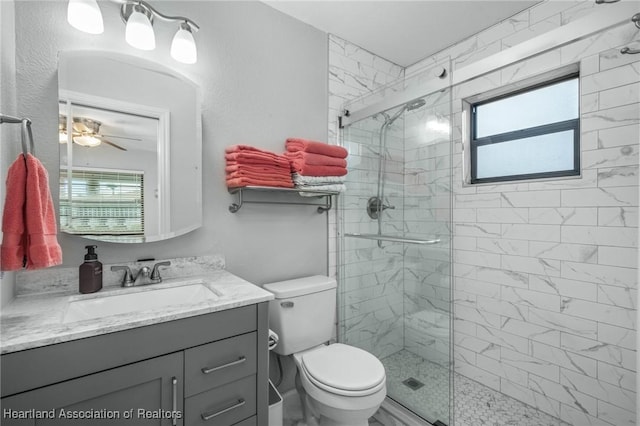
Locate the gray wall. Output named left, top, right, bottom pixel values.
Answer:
left=12, top=0, right=329, bottom=285
left=1, top=0, right=18, bottom=306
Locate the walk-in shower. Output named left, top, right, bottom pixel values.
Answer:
left=338, top=65, right=453, bottom=425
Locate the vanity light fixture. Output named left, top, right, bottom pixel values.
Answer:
left=67, top=0, right=104, bottom=34
left=171, top=22, right=198, bottom=64
left=120, top=1, right=200, bottom=63
left=66, top=0, right=199, bottom=64
left=124, top=2, right=155, bottom=51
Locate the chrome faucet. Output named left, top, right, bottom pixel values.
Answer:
left=111, top=261, right=172, bottom=287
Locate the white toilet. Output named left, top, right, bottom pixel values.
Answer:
left=264, top=276, right=386, bottom=426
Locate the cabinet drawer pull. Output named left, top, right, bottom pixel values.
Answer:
left=201, top=356, right=246, bottom=374
left=171, top=377, right=178, bottom=426
left=201, top=399, right=245, bottom=421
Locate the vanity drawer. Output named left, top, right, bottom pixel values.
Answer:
left=185, top=375, right=256, bottom=426
left=185, top=332, right=257, bottom=397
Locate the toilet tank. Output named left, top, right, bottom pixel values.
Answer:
left=263, top=276, right=337, bottom=356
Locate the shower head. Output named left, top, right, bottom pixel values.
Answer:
left=406, top=98, right=426, bottom=111
left=383, top=98, right=427, bottom=126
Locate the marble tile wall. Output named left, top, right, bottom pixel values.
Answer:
left=403, top=2, right=638, bottom=425
left=328, top=35, right=407, bottom=358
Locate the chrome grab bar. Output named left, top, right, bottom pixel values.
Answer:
left=345, top=233, right=440, bottom=245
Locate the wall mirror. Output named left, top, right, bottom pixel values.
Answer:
left=58, top=50, right=202, bottom=243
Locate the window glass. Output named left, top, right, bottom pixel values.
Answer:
left=475, top=78, right=579, bottom=138
left=476, top=130, right=575, bottom=179
left=60, top=169, right=144, bottom=236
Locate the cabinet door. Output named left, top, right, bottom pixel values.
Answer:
left=2, top=352, right=183, bottom=426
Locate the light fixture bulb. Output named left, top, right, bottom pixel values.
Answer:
left=74, top=135, right=102, bottom=147
left=125, top=4, right=155, bottom=51
left=67, top=0, right=104, bottom=34
left=171, top=22, right=197, bottom=64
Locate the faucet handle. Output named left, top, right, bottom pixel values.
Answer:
left=111, top=266, right=134, bottom=287
left=151, top=261, right=171, bottom=281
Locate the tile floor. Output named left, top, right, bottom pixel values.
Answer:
left=283, top=349, right=570, bottom=426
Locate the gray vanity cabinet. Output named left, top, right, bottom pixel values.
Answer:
left=1, top=303, right=269, bottom=426
left=2, top=352, right=183, bottom=425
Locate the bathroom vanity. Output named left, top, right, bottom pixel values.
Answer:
left=0, top=269, right=273, bottom=426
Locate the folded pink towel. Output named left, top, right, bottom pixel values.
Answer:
left=283, top=151, right=347, bottom=168
left=1, top=155, right=27, bottom=271
left=286, top=138, right=348, bottom=159
left=226, top=170, right=293, bottom=182
left=291, top=164, right=348, bottom=177
left=226, top=177, right=294, bottom=189
left=225, top=144, right=280, bottom=155
left=24, top=154, right=62, bottom=269
left=225, top=152, right=290, bottom=168
left=225, top=163, right=291, bottom=175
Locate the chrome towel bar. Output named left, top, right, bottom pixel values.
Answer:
left=345, top=233, right=440, bottom=245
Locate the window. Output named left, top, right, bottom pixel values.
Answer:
left=60, top=169, right=144, bottom=237
left=468, top=73, right=580, bottom=184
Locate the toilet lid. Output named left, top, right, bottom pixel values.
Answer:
left=301, top=344, right=385, bottom=393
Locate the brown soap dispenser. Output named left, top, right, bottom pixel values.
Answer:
left=79, top=245, right=103, bottom=294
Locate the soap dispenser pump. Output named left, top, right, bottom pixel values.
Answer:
left=79, top=245, right=103, bottom=294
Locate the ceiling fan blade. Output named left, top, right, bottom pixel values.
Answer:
left=101, top=139, right=128, bottom=151
left=100, top=134, right=143, bottom=141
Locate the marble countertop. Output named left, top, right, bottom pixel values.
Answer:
left=1, top=270, right=274, bottom=354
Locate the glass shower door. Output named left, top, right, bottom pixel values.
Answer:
left=338, top=85, right=452, bottom=424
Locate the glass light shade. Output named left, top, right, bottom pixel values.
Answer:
left=171, top=24, right=197, bottom=64
left=67, top=0, right=104, bottom=34
left=74, top=135, right=102, bottom=147
left=125, top=8, right=156, bottom=51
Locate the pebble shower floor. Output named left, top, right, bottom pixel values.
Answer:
left=371, top=350, right=571, bottom=426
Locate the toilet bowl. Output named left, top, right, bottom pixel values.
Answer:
left=263, top=276, right=387, bottom=426
left=293, top=344, right=386, bottom=426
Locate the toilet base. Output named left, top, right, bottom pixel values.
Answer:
left=295, top=371, right=376, bottom=426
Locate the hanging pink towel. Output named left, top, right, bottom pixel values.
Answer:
left=0, top=154, right=62, bottom=271
left=24, top=154, right=62, bottom=269
left=286, top=138, right=348, bottom=159
left=1, top=155, right=27, bottom=271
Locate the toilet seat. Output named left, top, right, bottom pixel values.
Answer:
left=299, top=343, right=386, bottom=397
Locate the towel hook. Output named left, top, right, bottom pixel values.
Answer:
left=0, top=113, right=35, bottom=156
left=21, top=119, right=35, bottom=156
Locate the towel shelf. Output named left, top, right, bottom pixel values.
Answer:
left=228, top=186, right=339, bottom=213
left=345, top=233, right=441, bottom=245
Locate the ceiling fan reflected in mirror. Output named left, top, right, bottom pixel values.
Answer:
left=58, top=115, right=141, bottom=151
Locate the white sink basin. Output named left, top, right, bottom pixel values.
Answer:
left=63, top=282, right=220, bottom=324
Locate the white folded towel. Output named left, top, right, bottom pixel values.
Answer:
left=293, top=173, right=346, bottom=186
left=298, top=183, right=346, bottom=196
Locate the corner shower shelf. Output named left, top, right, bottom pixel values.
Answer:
left=228, top=186, right=339, bottom=213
